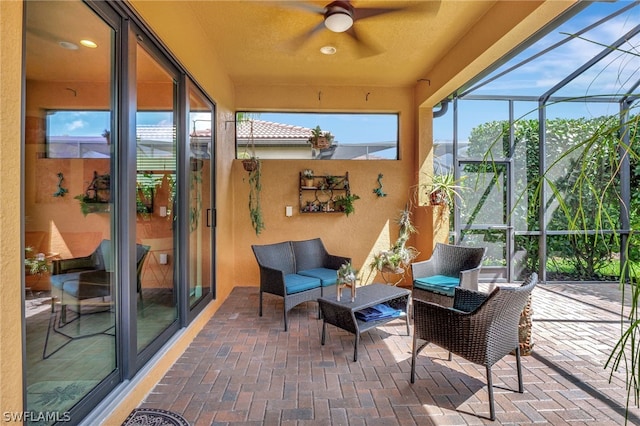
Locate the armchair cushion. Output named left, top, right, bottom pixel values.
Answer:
left=285, top=274, right=322, bottom=295
left=298, top=268, right=338, bottom=287
left=414, top=274, right=460, bottom=296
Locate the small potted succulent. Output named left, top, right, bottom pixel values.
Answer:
left=336, top=261, right=357, bottom=302
left=302, top=169, right=314, bottom=187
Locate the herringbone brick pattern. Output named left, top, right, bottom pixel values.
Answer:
left=139, top=283, right=640, bottom=425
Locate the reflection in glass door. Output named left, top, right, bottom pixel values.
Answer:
left=24, top=0, right=117, bottom=422
left=135, top=43, right=178, bottom=352
left=188, top=85, right=213, bottom=307
left=457, top=160, right=514, bottom=282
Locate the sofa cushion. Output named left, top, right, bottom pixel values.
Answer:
left=414, top=275, right=460, bottom=297
left=298, top=268, right=338, bottom=287
left=284, top=274, right=321, bottom=295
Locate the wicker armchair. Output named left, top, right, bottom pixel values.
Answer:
left=410, top=273, right=538, bottom=421
left=411, top=243, right=486, bottom=306
left=50, top=240, right=150, bottom=321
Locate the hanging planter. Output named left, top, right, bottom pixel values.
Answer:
left=242, top=158, right=258, bottom=172
left=240, top=118, right=259, bottom=172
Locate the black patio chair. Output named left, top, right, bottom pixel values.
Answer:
left=410, top=273, right=538, bottom=421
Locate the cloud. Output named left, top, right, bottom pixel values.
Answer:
left=66, top=120, right=86, bottom=131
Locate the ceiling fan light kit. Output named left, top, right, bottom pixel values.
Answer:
left=325, top=11, right=353, bottom=32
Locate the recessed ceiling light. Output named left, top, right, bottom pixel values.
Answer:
left=58, top=41, right=79, bottom=50
left=320, top=45, right=337, bottom=55
left=80, top=39, right=98, bottom=48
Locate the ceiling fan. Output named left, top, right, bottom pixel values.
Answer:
left=285, top=1, right=423, bottom=56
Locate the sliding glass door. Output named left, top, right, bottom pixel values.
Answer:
left=24, top=1, right=117, bottom=422
left=23, top=2, right=215, bottom=423
left=134, top=42, right=179, bottom=352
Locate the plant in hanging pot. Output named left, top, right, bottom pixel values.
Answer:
left=424, top=172, right=466, bottom=206
left=240, top=118, right=260, bottom=172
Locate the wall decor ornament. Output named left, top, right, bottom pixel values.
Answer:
left=373, top=173, right=387, bottom=197
left=53, top=172, right=68, bottom=197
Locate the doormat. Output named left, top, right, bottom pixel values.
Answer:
left=122, top=408, right=189, bottom=426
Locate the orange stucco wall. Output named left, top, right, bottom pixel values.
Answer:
left=1, top=0, right=25, bottom=418
left=232, top=84, right=428, bottom=285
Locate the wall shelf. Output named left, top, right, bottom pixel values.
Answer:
left=299, top=172, right=349, bottom=213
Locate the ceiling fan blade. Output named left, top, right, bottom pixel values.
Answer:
left=284, top=21, right=327, bottom=52
left=345, top=26, right=382, bottom=58
left=354, top=3, right=425, bottom=21
left=275, top=1, right=325, bottom=15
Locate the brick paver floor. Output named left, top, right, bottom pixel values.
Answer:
left=138, top=283, right=640, bottom=425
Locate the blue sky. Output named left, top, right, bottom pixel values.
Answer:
left=255, top=112, right=398, bottom=144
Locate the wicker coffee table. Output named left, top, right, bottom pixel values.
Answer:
left=318, top=283, right=410, bottom=361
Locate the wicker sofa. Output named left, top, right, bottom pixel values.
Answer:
left=251, top=238, right=351, bottom=331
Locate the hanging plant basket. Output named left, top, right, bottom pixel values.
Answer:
left=242, top=158, right=258, bottom=172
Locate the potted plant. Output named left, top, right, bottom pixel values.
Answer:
left=25, top=247, right=49, bottom=276
left=336, top=261, right=358, bottom=302
left=424, top=172, right=466, bottom=206
left=367, top=208, right=419, bottom=284
left=302, top=169, right=314, bottom=187
left=308, top=125, right=334, bottom=149
left=333, top=193, right=360, bottom=216
left=337, top=262, right=357, bottom=285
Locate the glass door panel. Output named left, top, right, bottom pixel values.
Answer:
left=24, top=0, right=117, bottom=421
left=135, top=44, right=178, bottom=352
left=188, top=85, right=213, bottom=307
left=458, top=161, right=513, bottom=282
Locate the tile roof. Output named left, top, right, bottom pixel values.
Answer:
left=237, top=120, right=311, bottom=140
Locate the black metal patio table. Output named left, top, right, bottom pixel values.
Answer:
left=318, top=283, right=410, bottom=361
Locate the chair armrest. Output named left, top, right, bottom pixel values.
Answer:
left=459, top=265, right=482, bottom=291
left=411, top=258, right=437, bottom=280
left=51, top=256, right=95, bottom=275
left=413, top=298, right=476, bottom=338
left=258, top=265, right=287, bottom=296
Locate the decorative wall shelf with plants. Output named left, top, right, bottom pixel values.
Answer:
left=75, top=171, right=111, bottom=216
left=299, top=171, right=358, bottom=215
